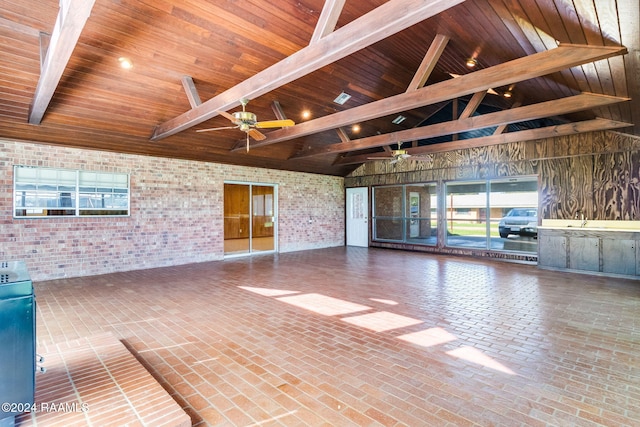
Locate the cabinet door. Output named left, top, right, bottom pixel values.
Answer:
left=538, top=234, right=567, bottom=268
left=602, top=239, right=636, bottom=275
left=569, top=237, right=599, bottom=271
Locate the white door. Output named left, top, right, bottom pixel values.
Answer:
left=346, top=187, right=368, bottom=247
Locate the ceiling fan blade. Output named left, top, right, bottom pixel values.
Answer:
left=248, top=129, right=266, bottom=141
left=196, top=125, right=238, bottom=133
left=255, top=119, right=295, bottom=129
left=217, top=110, right=237, bottom=123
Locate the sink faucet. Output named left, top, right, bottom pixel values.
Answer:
left=575, top=210, right=588, bottom=228
left=579, top=212, right=588, bottom=227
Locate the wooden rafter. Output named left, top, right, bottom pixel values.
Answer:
left=309, top=0, right=347, bottom=44
left=181, top=76, right=202, bottom=108
left=149, top=0, right=465, bottom=141
left=336, top=127, right=350, bottom=143
left=243, top=44, right=627, bottom=151
left=493, top=101, right=522, bottom=135
left=335, top=118, right=633, bottom=165
left=28, top=0, right=96, bottom=125
left=271, top=100, right=287, bottom=120
left=454, top=91, right=486, bottom=141
left=459, top=91, right=487, bottom=119
left=292, top=93, right=629, bottom=158
left=406, top=34, right=450, bottom=92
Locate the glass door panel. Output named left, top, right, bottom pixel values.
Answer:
left=224, top=183, right=250, bottom=255
left=490, top=177, right=538, bottom=253
left=373, top=186, right=404, bottom=241
left=445, top=181, right=488, bottom=249
left=251, top=185, right=275, bottom=253
left=224, top=183, right=276, bottom=256
left=404, top=184, right=437, bottom=245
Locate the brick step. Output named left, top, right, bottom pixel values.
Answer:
left=17, top=333, right=190, bottom=427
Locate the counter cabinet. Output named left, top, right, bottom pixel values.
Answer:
left=538, top=227, right=640, bottom=278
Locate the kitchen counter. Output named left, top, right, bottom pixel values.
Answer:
left=538, top=223, right=640, bottom=278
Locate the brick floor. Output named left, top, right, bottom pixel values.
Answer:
left=16, top=333, right=190, bottom=427
left=28, top=247, right=640, bottom=426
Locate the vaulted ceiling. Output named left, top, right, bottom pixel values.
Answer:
left=1, top=0, right=638, bottom=176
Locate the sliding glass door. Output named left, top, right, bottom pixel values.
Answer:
left=224, top=183, right=276, bottom=256
left=444, top=176, right=538, bottom=253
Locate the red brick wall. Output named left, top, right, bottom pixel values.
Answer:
left=1, top=140, right=345, bottom=280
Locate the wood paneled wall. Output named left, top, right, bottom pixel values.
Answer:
left=346, top=131, right=640, bottom=221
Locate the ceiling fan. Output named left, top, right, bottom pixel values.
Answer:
left=196, top=98, right=295, bottom=151
left=368, top=143, right=412, bottom=164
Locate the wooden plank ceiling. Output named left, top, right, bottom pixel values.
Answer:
left=0, top=0, right=637, bottom=176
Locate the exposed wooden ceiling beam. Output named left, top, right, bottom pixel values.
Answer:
left=335, top=118, right=633, bottom=165
left=310, top=0, right=346, bottom=44
left=271, top=100, right=287, bottom=120
left=459, top=91, right=487, bottom=120
left=181, top=76, right=202, bottom=108
left=406, top=34, right=449, bottom=92
left=413, top=118, right=634, bottom=156
left=39, top=32, right=51, bottom=69
left=493, top=101, right=522, bottom=135
left=454, top=91, right=486, bottom=141
left=336, top=127, right=350, bottom=143
left=293, top=93, right=629, bottom=158
left=245, top=44, right=627, bottom=151
left=28, top=0, right=96, bottom=125
left=149, top=0, right=466, bottom=141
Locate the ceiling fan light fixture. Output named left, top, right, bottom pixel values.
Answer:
left=233, top=111, right=257, bottom=124
left=333, top=92, right=352, bottom=105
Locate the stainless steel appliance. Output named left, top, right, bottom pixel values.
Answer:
left=0, top=261, right=35, bottom=427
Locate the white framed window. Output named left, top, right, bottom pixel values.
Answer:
left=13, top=166, right=130, bottom=218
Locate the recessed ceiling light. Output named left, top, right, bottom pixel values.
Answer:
left=392, top=115, right=406, bottom=125
left=301, top=110, right=311, bottom=119
left=333, top=92, right=351, bottom=105
left=465, top=57, right=477, bottom=68
left=118, top=57, right=133, bottom=69
left=351, top=124, right=360, bottom=133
